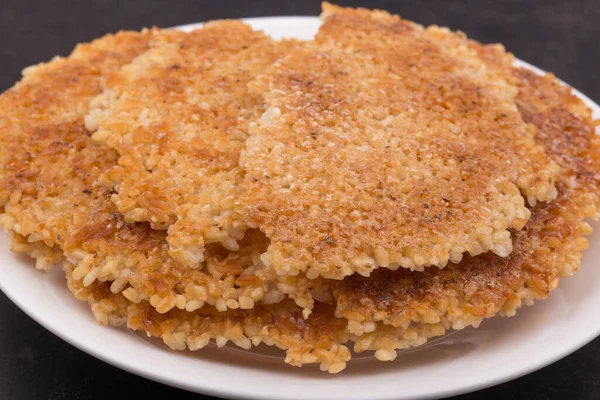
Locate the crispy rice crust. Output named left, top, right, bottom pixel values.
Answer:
left=11, top=232, right=430, bottom=372
left=87, top=21, right=297, bottom=268
left=238, top=4, right=559, bottom=280
left=2, top=4, right=599, bottom=374
left=62, top=264, right=352, bottom=374
left=9, top=233, right=433, bottom=372
left=0, top=30, right=168, bottom=185
left=0, top=30, right=317, bottom=315
left=333, top=67, right=600, bottom=343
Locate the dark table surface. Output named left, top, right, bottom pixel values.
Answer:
left=1, top=0, right=599, bottom=399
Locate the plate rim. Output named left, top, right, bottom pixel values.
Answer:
left=1, top=15, right=599, bottom=400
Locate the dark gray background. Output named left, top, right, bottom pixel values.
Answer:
left=1, top=1, right=599, bottom=399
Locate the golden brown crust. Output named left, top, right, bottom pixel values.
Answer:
left=0, top=29, right=316, bottom=316
left=0, top=30, right=167, bottom=207
left=2, top=4, right=599, bottom=374
left=87, top=21, right=298, bottom=269
left=238, top=6, right=559, bottom=280
left=333, top=67, right=600, bottom=336
left=64, top=265, right=352, bottom=373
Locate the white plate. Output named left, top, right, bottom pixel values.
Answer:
left=1, top=16, right=600, bottom=400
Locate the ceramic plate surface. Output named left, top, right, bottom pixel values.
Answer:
left=1, top=16, right=599, bottom=400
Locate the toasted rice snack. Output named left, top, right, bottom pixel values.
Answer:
left=61, top=262, right=351, bottom=373
left=87, top=21, right=297, bottom=268
left=6, top=37, right=599, bottom=377
left=333, top=67, right=600, bottom=350
left=5, top=229, right=460, bottom=367
left=9, top=221, right=432, bottom=370
left=0, top=30, right=317, bottom=315
left=238, top=4, right=559, bottom=280
left=3, top=6, right=599, bottom=375
left=66, top=258, right=448, bottom=372
left=0, top=30, right=172, bottom=188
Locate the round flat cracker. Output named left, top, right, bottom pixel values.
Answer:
left=334, top=67, right=600, bottom=357
left=238, top=5, right=559, bottom=280
left=0, top=30, right=316, bottom=317
left=86, top=21, right=298, bottom=269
